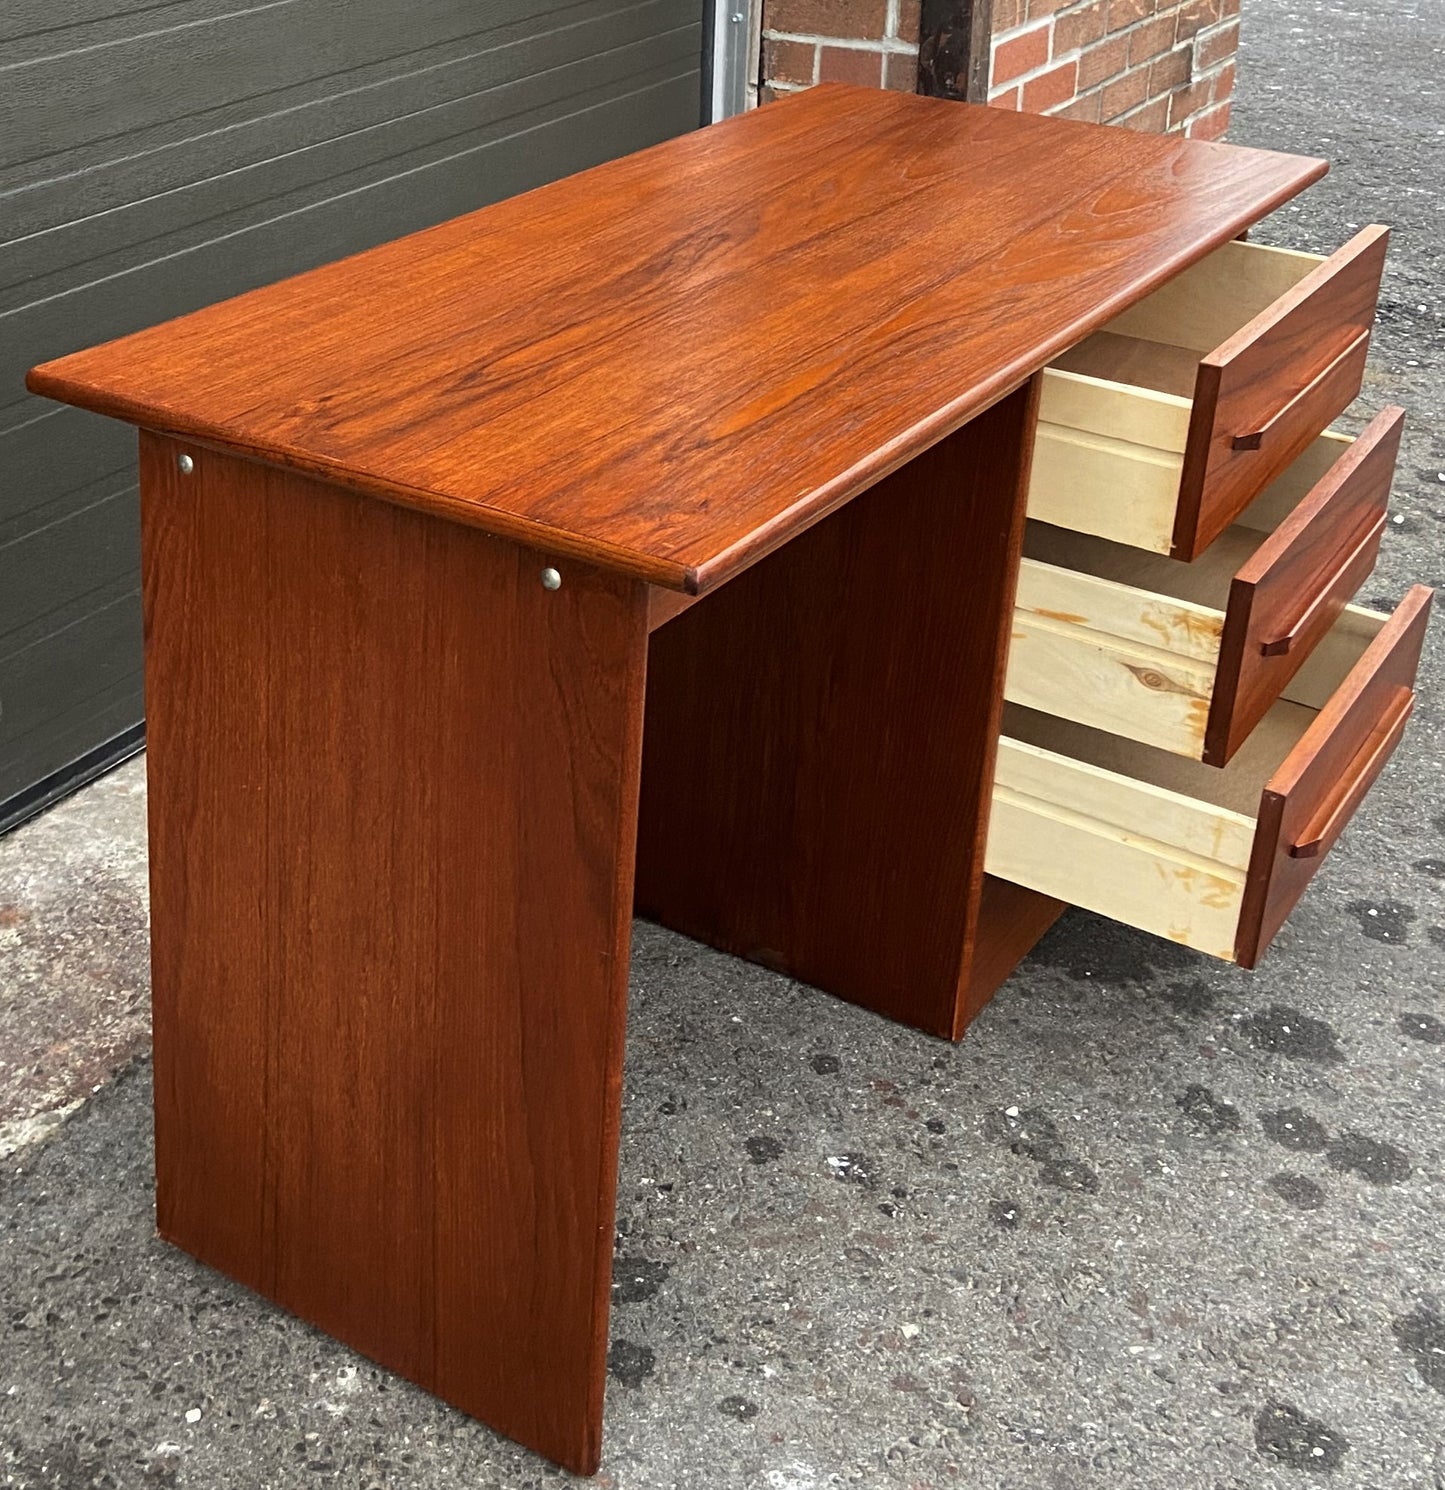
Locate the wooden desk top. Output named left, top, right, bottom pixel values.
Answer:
left=28, top=85, right=1324, bottom=594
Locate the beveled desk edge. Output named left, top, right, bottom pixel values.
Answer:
left=26, top=87, right=1327, bottom=595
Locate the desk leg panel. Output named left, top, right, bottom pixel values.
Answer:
left=636, top=382, right=1040, bottom=1038
left=139, top=433, right=647, bottom=1475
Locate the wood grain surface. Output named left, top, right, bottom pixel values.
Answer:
left=30, top=85, right=1324, bottom=594
left=636, top=382, right=1041, bottom=1039
left=1237, top=584, right=1432, bottom=966
left=1175, top=225, right=1389, bottom=558
left=1206, top=405, right=1404, bottom=765
left=141, top=432, right=648, bottom=1475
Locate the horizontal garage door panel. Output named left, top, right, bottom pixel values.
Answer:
left=3, top=1, right=700, bottom=240
left=3, top=0, right=681, bottom=171
left=3, top=67, right=702, bottom=412
left=1, top=0, right=705, bottom=812
left=1, top=589, right=144, bottom=797
left=1, top=408, right=134, bottom=536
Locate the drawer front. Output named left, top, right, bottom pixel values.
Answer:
left=1238, top=584, right=1432, bottom=964
left=1176, top=225, right=1390, bottom=559
left=1205, top=405, right=1403, bottom=764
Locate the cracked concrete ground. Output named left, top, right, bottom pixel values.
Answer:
left=2, top=2, right=1443, bottom=1486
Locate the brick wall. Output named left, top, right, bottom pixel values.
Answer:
left=758, top=0, right=1237, bottom=138
left=760, top=0, right=921, bottom=96
left=989, top=0, right=1236, bottom=135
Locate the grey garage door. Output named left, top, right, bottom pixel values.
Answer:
left=1, top=0, right=708, bottom=830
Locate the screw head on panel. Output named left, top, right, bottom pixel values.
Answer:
left=177, top=454, right=194, bottom=474
left=541, top=567, right=562, bottom=591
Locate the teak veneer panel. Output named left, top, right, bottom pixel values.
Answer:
left=140, top=433, right=648, bottom=1476
left=636, top=382, right=1049, bottom=1039
left=29, top=85, right=1324, bottom=594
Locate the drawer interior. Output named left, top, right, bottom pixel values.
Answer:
left=1011, top=428, right=1361, bottom=759
left=1051, top=239, right=1326, bottom=397
left=1022, top=427, right=1351, bottom=615
left=1030, top=231, right=1385, bottom=561
left=989, top=604, right=1390, bottom=961
left=1003, top=604, right=1385, bottom=809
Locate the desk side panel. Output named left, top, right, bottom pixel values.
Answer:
left=140, top=433, right=647, bottom=1475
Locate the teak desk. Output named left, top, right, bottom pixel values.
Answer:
left=29, top=85, right=1431, bottom=1474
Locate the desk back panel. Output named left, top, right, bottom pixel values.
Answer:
left=636, top=381, right=1042, bottom=1037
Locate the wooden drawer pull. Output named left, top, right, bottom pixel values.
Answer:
left=1288, top=689, right=1414, bottom=858
left=1231, top=329, right=1370, bottom=451
left=1258, top=509, right=1389, bottom=657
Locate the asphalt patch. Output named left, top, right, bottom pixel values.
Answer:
left=1177, top=1084, right=1242, bottom=1136
left=1029, top=914, right=1194, bottom=985
left=1399, top=1011, right=1445, bottom=1044
left=1254, top=1400, right=1349, bottom=1472
left=608, top=1339, right=656, bottom=1388
left=1239, top=1005, right=1344, bottom=1063
left=1159, top=980, right=1219, bottom=1020
left=1267, top=1173, right=1326, bottom=1210
left=1345, top=898, right=1417, bottom=944
left=990, top=1107, right=1064, bottom=1161
left=1392, top=1306, right=1445, bottom=1394
left=1037, top=1158, right=1099, bottom=1193
left=1325, top=1131, right=1412, bottom=1186
left=1258, top=1107, right=1331, bottom=1153
left=613, top=1256, right=670, bottom=1305
left=989, top=1200, right=1022, bottom=1230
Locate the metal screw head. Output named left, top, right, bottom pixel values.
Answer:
left=541, top=567, right=562, bottom=591
left=177, top=454, right=194, bottom=474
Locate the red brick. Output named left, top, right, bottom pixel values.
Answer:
left=1021, top=57, right=1078, bottom=111
left=893, top=4, right=919, bottom=42
left=882, top=50, right=917, bottom=90
left=1174, top=0, right=1219, bottom=40
left=993, top=0, right=1026, bottom=29
left=1149, top=44, right=1191, bottom=92
left=1054, top=89, right=1104, bottom=121
left=817, top=44, right=884, bottom=84
left=1188, top=100, right=1231, bottom=138
left=1079, top=33, right=1130, bottom=87
left=1054, top=1, right=1107, bottom=53
left=1028, top=0, right=1074, bottom=15
left=1219, top=0, right=1240, bottom=15
left=1210, top=59, right=1236, bottom=100
left=763, top=36, right=817, bottom=85
left=1168, top=76, right=1211, bottom=126
left=1119, top=94, right=1171, bottom=131
left=1109, top=0, right=1158, bottom=26
left=989, top=85, right=1024, bottom=109
left=1128, top=13, right=1177, bottom=64
left=763, top=0, right=887, bottom=40
left=993, top=22, right=1051, bottom=83
left=1101, top=64, right=1150, bottom=118
left=1195, top=17, right=1238, bottom=67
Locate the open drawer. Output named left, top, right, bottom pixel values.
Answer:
left=1009, top=405, right=1404, bottom=766
left=987, top=588, right=1431, bottom=966
left=1029, top=227, right=1389, bottom=561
